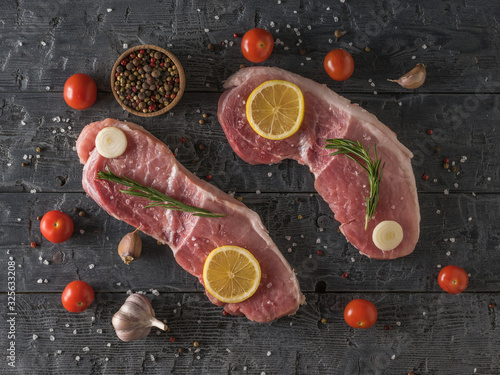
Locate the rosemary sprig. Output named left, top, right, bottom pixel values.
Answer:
left=325, top=139, right=385, bottom=230
left=96, top=167, right=225, bottom=218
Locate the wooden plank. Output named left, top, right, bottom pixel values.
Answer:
left=0, top=92, right=498, bottom=194
left=0, top=191, right=498, bottom=294
left=0, top=0, right=499, bottom=94
left=1, top=292, right=498, bottom=375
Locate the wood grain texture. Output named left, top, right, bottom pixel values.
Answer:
left=0, top=0, right=499, bottom=374
left=1, top=292, right=499, bottom=375
left=0, top=0, right=499, bottom=94
left=0, top=92, right=498, bottom=194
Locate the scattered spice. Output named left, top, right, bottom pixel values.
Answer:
left=36, top=147, right=42, bottom=153
left=78, top=210, right=86, bottom=217
left=451, top=166, right=457, bottom=172
left=30, top=241, right=37, bottom=248
left=341, top=272, right=348, bottom=279
left=202, top=113, right=208, bottom=118
left=364, top=46, right=371, bottom=52
left=426, top=129, right=433, bottom=135
left=443, top=158, right=450, bottom=163
left=169, top=336, right=176, bottom=342
left=21, top=162, right=27, bottom=167
left=239, top=64, right=245, bottom=69
left=199, top=119, right=204, bottom=125
left=434, top=146, right=441, bottom=153
left=385, top=325, right=392, bottom=330
left=199, top=144, right=205, bottom=150
left=489, top=303, right=496, bottom=309
left=443, top=163, right=450, bottom=169
left=422, top=174, right=429, bottom=181
left=317, top=250, right=323, bottom=255
left=207, top=43, right=215, bottom=51
left=193, top=341, right=200, bottom=347
left=36, top=216, right=42, bottom=221
left=297, top=214, right=303, bottom=219
left=178, top=348, right=184, bottom=353
left=299, top=49, right=307, bottom=56
left=113, top=47, right=182, bottom=114
left=206, top=175, right=212, bottom=180
left=180, top=137, right=186, bottom=143
left=233, top=33, right=243, bottom=38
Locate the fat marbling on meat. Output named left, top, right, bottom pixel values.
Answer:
left=76, top=118, right=305, bottom=322
left=218, top=67, right=420, bottom=260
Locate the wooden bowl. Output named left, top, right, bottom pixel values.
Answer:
left=111, top=44, right=186, bottom=117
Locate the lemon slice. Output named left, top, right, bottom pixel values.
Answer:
left=372, top=220, right=404, bottom=251
left=95, top=127, right=128, bottom=158
left=203, top=245, right=261, bottom=304
left=246, top=80, right=305, bottom=140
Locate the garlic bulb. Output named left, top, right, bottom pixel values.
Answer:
left=118, top=227, right=142, bottom=265
left=112, top=293, right=167, bottom=342
left=387, top=63, right=427, bottom=89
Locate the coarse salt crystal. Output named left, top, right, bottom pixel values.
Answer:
left=152, top=289, right=160, bottom=296
left=226, top=348, right=231, bottom=353
left=391, top=354, right=396, bottom=360
left=57, top=350, right=62, bottom=354
left=50, top=335, right=55, bottom=341
left=444, top=189, right=449, bottom=195
left=83, top=347, right=89, bottom=352
left=33, top=334, right=38, bottom=340
left=75, top=356, right=80, bottom=361
left=37, top=279, right=43, bottom=283
left=96, top=329, right=102, bottom=333
left=43, top=260, right=49, bottom=265
left=422, top=44, right=427, bottom=49
left=468, top=217, right=473, bottom=221
left=351, top=257, right=355, bottom=262
left=123, top=43, right=128, bottom=49
left=107, top=8, right=112, bottom=12
left=88, top=264, right=95, bottom=269
left=287, top=248, right=292, bottom=253
left=285, top=236, right=291, bottom=241
left=270, top=21, right=275, bottom=27
left=30, top=189, right=37, bottom=193
left=107, top=343, right=111, bottom=347
left=73, top=329, right=77, bottom=334
left=446, top=251, right=451, bottom=256
left=65, top=324, right=70, bottom=327
left=267, top=351, right=272, bottom=356
left=450, top=238, right=455, bottom=243
left=204, top=28, right=209, bottom=32
left=316, top=238, right=321, bottom=244
left=412, top=55, right=416, bottom=60
left=436, top=210, right=441, bottom=214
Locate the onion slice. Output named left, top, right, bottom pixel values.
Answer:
left=372, top=220, right=404, bottom=251
left=95, top=127, right=128, bottom=158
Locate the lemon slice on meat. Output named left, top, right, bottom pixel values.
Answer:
left=203, top=245, right=261, bottom=304
left=246, top=80, right=305, bottom=140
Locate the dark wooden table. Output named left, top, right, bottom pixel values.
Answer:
left=1, top=1, right=499, bottom=374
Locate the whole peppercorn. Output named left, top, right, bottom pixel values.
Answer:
left=207, top=43, right=215, bottom=51
left=426, top=129, right=433, bottom=135
left=202, top=113, right=208, bottom=118
left=30, top=241, right=37, bottom=248
left=199, top=119, right=204, bottom=125
left=193, top=341, right=200, bottom=347
left=443, top=163, right=450, bottom=169
left=422, top=174, right=429, bottom=181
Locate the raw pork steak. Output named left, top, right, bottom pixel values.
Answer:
left=218, top=67, right=420, bottom=259
left=76, top=118, right=304, bottom=322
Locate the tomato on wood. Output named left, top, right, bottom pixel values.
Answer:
left=40, top=210, right=74, bottom=243
left=344, top=298, right=378, bottom=329
left=323, top=49, right=354, bottom=81
left=61, top=281, right=95, bottom=313
left=438, top=265, right=469, bottom=294
left=63, top=73, right=97, bottom=110
left=241, top=28, right=274, bottom=63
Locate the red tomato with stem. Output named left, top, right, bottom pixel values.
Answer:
left=324, top=49, right=354, bottom=81
left=241, top=28, right=274, bottom=63
left=61, top=280, right=95, bottom=313
left=40, top=210, right=74, bottom=243
left=344, top=299, right=378, bottom=329
left=63, top=73, right=97, bottom=110
left=438, top=265, right=469, bottom=294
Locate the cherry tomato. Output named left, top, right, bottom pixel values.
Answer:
left=241, top=28, right=274, bottom=63
left=323, top=49, right=354, bottom=81
left=61, top=280, right=95, bottom=313
left=40, top=210, right=74, bottom=243
left=438, top=265, right=469, bottom=294
left=63, top=73, right=97, bottom=110
left=344, top=299, right=378, bottom=329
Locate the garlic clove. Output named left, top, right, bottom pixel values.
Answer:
left=118, top=227, right=142, bottom=265
left=387, top=63, right=427, bottom=89
left=112, top=293, right=167, bottom=342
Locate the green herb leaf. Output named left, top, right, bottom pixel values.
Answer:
left=325, top=139, right=385, bottom=229
left=96, top=167, right=226, bottom=218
